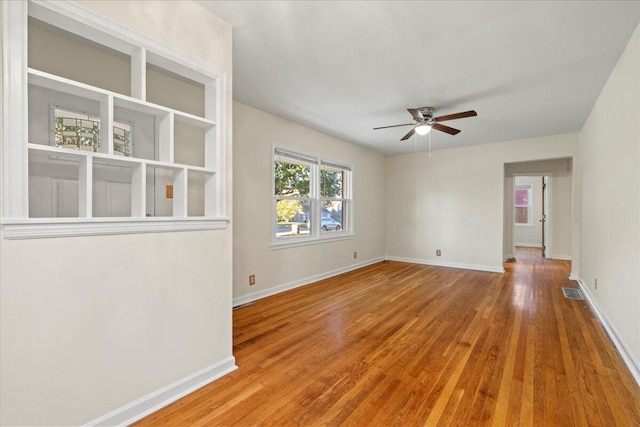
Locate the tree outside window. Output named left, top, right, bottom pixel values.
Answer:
left=274, top=148, right=351, bottom=241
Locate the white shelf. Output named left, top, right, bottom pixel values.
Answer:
left=28, top=68, right=108, bottom=102
left=28, top=144, right=216, bottom=173
left=29, top=68, right=216, bottom=127
left=174, top=111, right=216, bottom=129
left=2, top=0, right=229, bottom=235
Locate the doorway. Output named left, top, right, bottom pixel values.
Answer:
left=503, top=158, right=573, bottom=263
left=513, top=175, right=550, bottom=258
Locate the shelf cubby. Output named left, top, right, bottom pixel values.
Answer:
left=28, top=147, right=82, bottom=218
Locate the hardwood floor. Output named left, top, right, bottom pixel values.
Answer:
left=135, top=248, right=640, bottom=426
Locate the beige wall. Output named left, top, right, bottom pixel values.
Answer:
left=504, top=159, right=574, bottom=259
left=579, top=23, right=640, bottom=371
left=233, top=101, right=385, bottom=303
left=385, top=133, right=579, bottom=272
left=0, top=1, right=234, bottom=425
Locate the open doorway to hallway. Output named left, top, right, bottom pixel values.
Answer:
left=514, top=175, right=549, bottom=258
left=503, top=158, right=574, bottom=263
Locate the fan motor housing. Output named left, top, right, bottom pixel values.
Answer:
left=418, top=107, right=435, bottom=117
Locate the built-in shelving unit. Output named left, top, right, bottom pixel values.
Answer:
left=3, top=0, right=228, bottom=238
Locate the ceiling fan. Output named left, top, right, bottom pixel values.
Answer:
left=373, top=107, right=477, bottom=141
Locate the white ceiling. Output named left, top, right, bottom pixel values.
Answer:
left=199, top=1, right=640, bottom=155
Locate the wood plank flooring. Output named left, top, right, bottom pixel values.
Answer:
left=135, top=248, right=640, bottom=426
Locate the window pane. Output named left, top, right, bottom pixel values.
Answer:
left=321, top=168, right=343, bottom=198
left=276, top=199, right=311, bottom=238
left=515, top=207, right=528, bottom=224
left=515, top=188, right=529, bottom=206
left=274, top=160, right=310, bottom=197
left=321, top=200, right=344, bottom=232
left=113, top=122, right=132, bottom=157
left=54, top=108, right=100, bottom=152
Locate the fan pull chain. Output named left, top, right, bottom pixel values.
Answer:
left=428, top=131, right=432, bottom=157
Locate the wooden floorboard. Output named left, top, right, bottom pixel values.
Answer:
left=134, top=247, right=640, bottom=426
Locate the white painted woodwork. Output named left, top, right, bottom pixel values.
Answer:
left=101, top=95, right=114, bottom=155
left=79, top=156, right=92, bottom=217
left=173, top=168, right=188, bottom=217
left=2, top=0, right=29, bottom=218
left=159, top=112, right=175, bottom=163
left=131, top=47, right=146, bottom=101
left=132, top=163, right=146, bottom=217
left=2, top=0, right=228, bottom=238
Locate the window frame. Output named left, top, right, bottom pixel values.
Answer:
left=271, top=146, right=353, bottom=248
left=514, top=184, right=533, bottom=226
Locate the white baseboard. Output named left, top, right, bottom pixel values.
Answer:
left=84, top=356, right=237, bottom=426
left=233, top=255, right=503, bottom=308
left=515, top=243, right=543, bottom=248
left=385, top=256, right=504, bottom=273
left=574, top=277, right=640, bottom=388
left=550, top=254, right=572, bottom=261
left=233, top=257, right=385, bottom=307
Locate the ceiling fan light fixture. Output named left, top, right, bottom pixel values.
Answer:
left=415, top=124, right=431, bottom=135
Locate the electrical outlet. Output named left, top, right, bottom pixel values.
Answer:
left=249, top=275, right=255, bottom=286
left=594, top=278, right=597, bottom=289
left=436, top=250, right=441, bottom=256
left=354, top=251, right=358, bottom=259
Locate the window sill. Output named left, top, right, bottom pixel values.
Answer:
left=2, top=217, right=229, bottom=239
left=270, top=232, right=355, bottom=250
left=515, top=223, right=536, bottom=228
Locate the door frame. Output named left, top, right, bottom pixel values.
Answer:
left=511, top=172, right=552, bottom=258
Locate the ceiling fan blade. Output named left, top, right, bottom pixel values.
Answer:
left=434, top=110, right=477, bottom=122
left=400, top=128, right=416, bottom=141
left=432, top=123, right=461, bottom=135
left=407, top=108, right=424, bottom=120
left=373, top=122, right=415, bottom=130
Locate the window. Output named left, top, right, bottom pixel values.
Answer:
left=113, top=122, right=133, bottom=157
left=514, top=184, right=533, bottom=225
left=52, top=107, right=134, bottom=157
left=53, top=108, right=101, bottom=152
left=273, top=148, right=352, bottom=244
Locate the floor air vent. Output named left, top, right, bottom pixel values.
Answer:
left=562, top=287, right=585, bottom=301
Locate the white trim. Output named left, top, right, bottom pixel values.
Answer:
left=515, top=242, right=543, bottom=248
left=233, top=257, right=384, bottom=307
left=2, top=217, right=229, bottom=239
left=270, top=233, right=355, bottom=250
left=385, top=256, right=505, bottom=273
left=2, top=0, right=29, bottom=218
left=550, top=254, right=572, bottom=261
left=233, top=255, right=504, bottom=307
left=271, top=144, right=353, bottom=245
left=574, top=277, right=640, bottom=388
left=84, top=357, right=237, bottom=427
